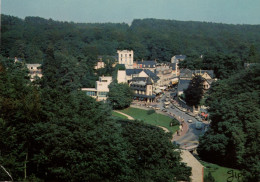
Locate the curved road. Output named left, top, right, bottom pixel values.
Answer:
left=157, top=92, right=207, bottom=149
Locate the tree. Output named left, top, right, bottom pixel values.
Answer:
left=248, top=44, right=259, bottom=63
left=0, top=56, right=41, bottom=180
left=204, top=172, right=215, bottom=182
left=184, top=75, right=204, bottom=107
left=119, top=119, right=191, bottom=181
left=108, top=83, right=134, bottom=109
left=198, top=65, right=260, bottom=181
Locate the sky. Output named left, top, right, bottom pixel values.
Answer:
left=1, top=0, right=260, bottom=25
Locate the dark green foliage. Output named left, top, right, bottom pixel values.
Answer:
left=108, top=83, right=134, bottom=109
left=170, top=119, right=179, bottom=127
left=184, top=75, right=204, bottom=107
left=119, top=119, right=191, bottom=182
left=197, top=65, right=260, bottom=181
left=179, top=53, right=244, bottom=79
left=247, top=44, right=259, bottom=63
left=204, top=172, right=215, bottom=182
left=0, top=56, right=41, bottom=180
left=0, top=57, right=191, bottom=181
left=2, top=15, right=260, bottom=63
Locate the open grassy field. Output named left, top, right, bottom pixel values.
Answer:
left=119, top=107, right=179, bottom=133
left=201, top=160, right=243, bottom=182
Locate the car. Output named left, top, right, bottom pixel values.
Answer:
left=195, top=116, right=202, bottom=122
left=162, top=109, right=167, bottom=112
left=173, top=141, right=180, bottom=147
left=164, top=105, right=169, bottom=109
left=171, top=106, right=175, bottom=109
left=182, top=108, right=187, bottom=112
left=155, top=107, right=160, bottom=110
left=195, top=121, right=203, bottom=130
left=187, top=119, right=193, bottom=123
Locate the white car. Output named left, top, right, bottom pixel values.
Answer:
left=187, top=119, right=193, bottom=123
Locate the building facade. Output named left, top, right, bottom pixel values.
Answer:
left=82, top=76, right=112, bottom=101
left=171, top=55, right=186, bottom=63
left=136, top=60, right=156, bottom=72
left=26, top=64, right=42, bottom=81
left=117, top=50, right=134, bottom=69
left=130, top=77, right=155, bottom=102
left=155, top=64, right=174, bottom=87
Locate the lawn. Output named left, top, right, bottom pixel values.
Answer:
left=201, top=160, right=243, bottom=182
left=112, top=111, right=128, bottom=119
left=119, top=107, right=179, bottom=133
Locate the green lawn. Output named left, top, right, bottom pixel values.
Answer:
left=119, top=107, right=179, bottom=133
left=201, top=160, right=243, bottom=182
left=112, top=111, right=128, bottom=119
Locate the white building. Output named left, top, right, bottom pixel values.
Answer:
left=117, top=70, right=127, bottom=84
left=155, top=64, right=174, bottom=87
left=117, top=50, right=134, bottom=69
left=26, top=64, right=42, bottom=81
left=171, top=55, right=186, bottom=63
left=81, top=76, right=112, bottom=101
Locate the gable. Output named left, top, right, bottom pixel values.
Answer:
left=139, top=71, right=148, bottom=77
left=202, top=72, right=212, bottom=79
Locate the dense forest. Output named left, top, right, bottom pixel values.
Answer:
left=0, top=56, right=191, bottom=181
left=1, top=14, right=260, bottom=181
left=1, top=14, right=260, bottom=63
left=198, top=65, right=260, bottom=181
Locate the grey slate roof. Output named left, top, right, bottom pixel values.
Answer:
left=193, top=70, right=215, bottom=79
left=137, top=60, right=156, bottom=68
left=131, top=77, right=153, bottom=86
left=126, top=69, right=159, bottom=82
left=169, top=63, right=177, bottom=70
left=143, top=69, right=160, bottom=82
left=179, top=69, right=193, bottom=79
left=175, top=55, right=186, bottom=60
left=178, top=79, right=191, bottom=92
left=126, top=69, right=143, bottom=76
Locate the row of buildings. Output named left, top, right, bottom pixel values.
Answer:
left=83, top=50, right=188, bottom=102
left=83, top=50, right=217, bottom=103
left=20, top=50, right=216, bottom=104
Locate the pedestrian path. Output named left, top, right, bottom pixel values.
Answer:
left=171, top=121, right=189, bottom=142
left=114, top=110, right=134, bottom=120
left=114, top=110, right=170, bottom=133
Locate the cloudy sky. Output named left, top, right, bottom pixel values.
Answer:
left=2, top=0, right=260, bottom=24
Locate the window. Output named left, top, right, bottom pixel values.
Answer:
left=31, top=67, right=33, bottom=70
left=98, top=92, right=107, bottom=97
left=86, top=91, right=96, bottom=96
left=129, top=54, right=131, bottom=57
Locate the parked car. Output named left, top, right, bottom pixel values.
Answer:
left=196, top=116, right=202, bottom=122
left=173, top=141, right=180, bottom=147
left=164, top=101, right=170, bottom=105
left=195, top=121, right=203, bottom=130
left=187, top=119, right=193, bottom=123
left=182, top=108, right=187, bottom=112
left=164, top=105, right=169, bottom=109
left=162, top=109, right=167, bottom=112
left=155, top=107, right=160, bottom=110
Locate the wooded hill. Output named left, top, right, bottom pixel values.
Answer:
left=1, top=14, right=260, bottom=63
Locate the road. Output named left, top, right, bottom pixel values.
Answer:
left=156, top=91, right=208, bottom=149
